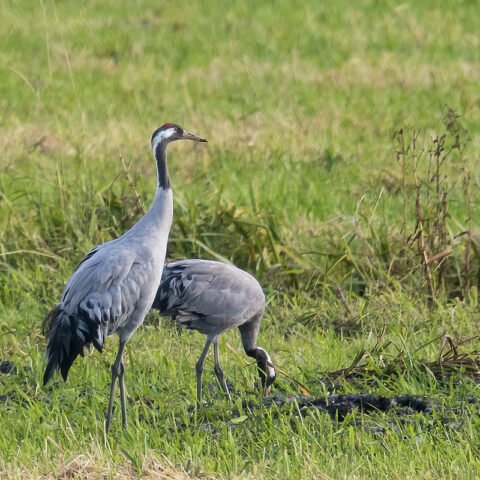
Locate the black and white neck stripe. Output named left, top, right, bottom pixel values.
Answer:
left=154, top=141, right=171, bottom=190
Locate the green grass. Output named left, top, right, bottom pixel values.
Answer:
left=1, top=0, right=480, bottom=478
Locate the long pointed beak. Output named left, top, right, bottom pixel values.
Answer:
left=182, top=131, right=208, bottom=142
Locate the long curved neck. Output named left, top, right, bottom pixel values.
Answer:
left=239, top=313, right=262, bottom=355
left=125, top=141, right=173, bottom=238
left=155, top=142, right=171, bottom=190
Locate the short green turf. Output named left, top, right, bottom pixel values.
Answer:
left=1, top=0, right=479, bottom=478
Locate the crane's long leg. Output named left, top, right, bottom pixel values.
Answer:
left=196, top=337, right=213, bottom=405
left=213, top=339, right=231, bottom=401
left=118, top=361, right=127, bottom=429
left=105, top=339, right=126, bottom=433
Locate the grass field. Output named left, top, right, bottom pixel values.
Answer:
left=1, top=0, right=480, bottom=478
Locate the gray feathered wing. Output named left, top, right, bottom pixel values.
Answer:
left=43, top=243, right=158, bottom=384
left=153, top=260, right=262, bottom=335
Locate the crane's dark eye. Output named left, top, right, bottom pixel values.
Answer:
left=176, top=127, right=184, bottom=135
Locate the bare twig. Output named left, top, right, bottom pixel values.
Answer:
left=414, top=191, right=435, bottom=303
left=462, top=166, right=472, bottom=299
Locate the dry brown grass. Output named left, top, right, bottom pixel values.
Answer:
left=0, top=454, right=209, bottom=480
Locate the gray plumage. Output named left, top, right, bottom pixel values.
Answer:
left=42, top=124, right=207, bottom=432
left=152, top=259, right=276, bottom=402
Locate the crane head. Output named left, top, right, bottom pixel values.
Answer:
left=255, top=347, right=276, bottom=396
left=151, top=123, right=207, bottom=151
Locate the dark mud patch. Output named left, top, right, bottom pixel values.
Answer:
left=0, top=360, right=16, bottom=375
left=261, top=392, right=480, bottom=436
left=264, top=393, right=436, bottom=420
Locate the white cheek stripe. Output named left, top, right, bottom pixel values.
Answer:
left=152, top=128, right=175, bottom=154
left=258, top=347, right=276, bottom=378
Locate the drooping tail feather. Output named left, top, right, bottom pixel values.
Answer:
left=42, top=305, right=93, bottom=385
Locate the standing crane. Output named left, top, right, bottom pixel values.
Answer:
left=152, top=259, right=276, bottom=403
left=43, top=124, right=207, bottom=432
